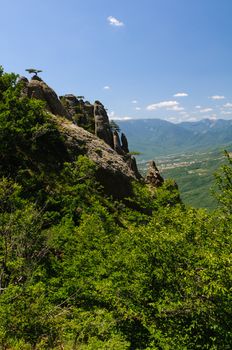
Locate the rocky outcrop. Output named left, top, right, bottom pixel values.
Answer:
left=60, top=94, right=79, bottom=117
left=18, top=74, right=164, bottom=195
left=19, top=75, right=71, bottom=119
left=53, top=116, right=139, bottom=198
left=94, top=101, right=114, bottom=148
left=60, top=94, right=95, bottom=132
left=126, top=155, right=142, bottom=180
left=113, top=131, right=124, bottom=155
left=145, top=160, right=164, bottom=187
left=121, top=133, right=129, bottom=153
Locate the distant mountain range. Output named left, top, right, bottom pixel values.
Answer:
left=117, top=118, right=232, bottom=157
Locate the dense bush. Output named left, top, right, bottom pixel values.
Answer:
left=0, top=67, right=231, bottom=349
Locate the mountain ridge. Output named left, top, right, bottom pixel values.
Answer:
left=116, top=118, right=232, bottom=157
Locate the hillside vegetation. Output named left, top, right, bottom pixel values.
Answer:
left=0, top=68, right=231, bottom=349
left=117, top=118, right=232, bottom=156
left=117, top=119, right=232, bottom=209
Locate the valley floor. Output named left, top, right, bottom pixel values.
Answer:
left=137, top=146, right=232, bottom=210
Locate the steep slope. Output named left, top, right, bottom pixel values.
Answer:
left=52, top=115, right=138, bottom=198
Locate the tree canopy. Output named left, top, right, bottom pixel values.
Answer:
left=25, top=68, right=43, bottom=76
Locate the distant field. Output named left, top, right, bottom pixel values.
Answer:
left=137, top=147, right=232, bottom=210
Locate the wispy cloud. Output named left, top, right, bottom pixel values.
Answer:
left=103, top=86, right=111, bottom=90
left=221, top=111, right=232, bottom=115
left=200, top=108, right=213, bottom=113
left=132, top=100, right=138, bottom=104
left=108, top=111, right=115, bottom=119
left=107, top=16, right=124, bottom=27
left=223, top=102, right=232, bottom=108
left=195, top=105, right=201, bottom=109
left=169, top=105, right=184, bottom=111
left=114, top=116, right=133, bottom=121
left=135, top=107, right=141, bottom=111
left=173, top=92, right=188, bottom=97
left=147, top=100, right=179, bottom=111
left=209, top=95, right=225, bottom=100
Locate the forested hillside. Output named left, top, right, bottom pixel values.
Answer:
left=0, top=68, right=231, bottom=350
left=117, top=119, right=232, bottom=156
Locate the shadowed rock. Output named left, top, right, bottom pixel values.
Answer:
left=145, top=160, right=164, bottom=187
left=94, top=101, right=113, bottom=147
left=126, top=155, right=142, bottom=179
left=17, top=76, right=29, bottom=96
left=113, top=131, right=124, bottom=155
left=121, top=133, right=129, bottom=153
left=61, top=94, right=79, bottom=117
left=25, top=77, right=71, bottom=119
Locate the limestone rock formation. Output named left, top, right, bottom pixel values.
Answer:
left=145, top=160, right=164, bottom=187
left=126, top=155, right=142, bottom=179
left=19, top=75, right=71, bottom=119
left=53, top=115, right=140, bottom=198
left=60, top=94, right=79, bottom=117
left=113, top=131, right=124, bottom=155
left=121, top=133, right=129, bottom=153
left=18, top=74, right=162, bottom=196
left=60, top=94, right=95, bottom=132
left=94, top=101, right=113, bottom=148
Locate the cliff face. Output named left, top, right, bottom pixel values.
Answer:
left=18, top=74, right=163, bottom=197
left=54, top=116, right=138, bottom=198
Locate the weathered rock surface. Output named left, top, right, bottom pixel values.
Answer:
left=53, top=115, right=139, bottom=198
left=145, top=160, right=164, bottom=187
left=121, top=133, right=129, bottom=153
left=19, top=75, right=71, bottom=119
left=113, top=131, right=124, bottom=155
left=94, top=101, right=114, bottom=148
left=18, top=75, right=164, bottom=195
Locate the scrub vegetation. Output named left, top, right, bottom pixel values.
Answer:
left=0, top=67, right=231, bottom=349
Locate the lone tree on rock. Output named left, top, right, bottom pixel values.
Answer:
left=25, top=68, right=43, bottom=76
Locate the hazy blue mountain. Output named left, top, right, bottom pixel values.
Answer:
left=117, top=118, right=232, bottom=157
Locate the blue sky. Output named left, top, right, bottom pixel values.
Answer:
left=1, top=0, right=232, bottom=122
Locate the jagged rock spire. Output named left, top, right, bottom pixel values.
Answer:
left=145, top=160, right=164, bottom=187
left=94, top=101, right=113, bottom=148
left=121, top=133, right=129, bottom=153
left=113, top=130, right=124, bottom=155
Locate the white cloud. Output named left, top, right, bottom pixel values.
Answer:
left=173, top=92, right=188, bottom=97
left=168, top=105, right=184, bottom=111
left=135, top=107, right=141, bottom=111
left=146, top=100, right=179, bottom=111
left=200, top=108, right=213, bottom=113
left=221, top=111, right=232, bottom=115
left=107, top=16, right=124, bottom=27
left=108, top=111, right=115, bottom=119
left=223, top=102, right=232, bottom=108
left=209, top=95, right=225, bottom=100
left=114, top=116, right=133, bottom=120
left=187, top=117, right=198, bottom=122
left=103, top=85, right=111, bottom=90
left=166, top=116, right=179, bottom=122
left=132, top=100, right=138, bottom=104
left=209, top=114, right=217, bottom=120
left=195, top=105, right=201, bottom=109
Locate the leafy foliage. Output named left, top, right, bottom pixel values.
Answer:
left=0, top=67, right=231, bottom=349
left=213, top=150, right=232, bottom=213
